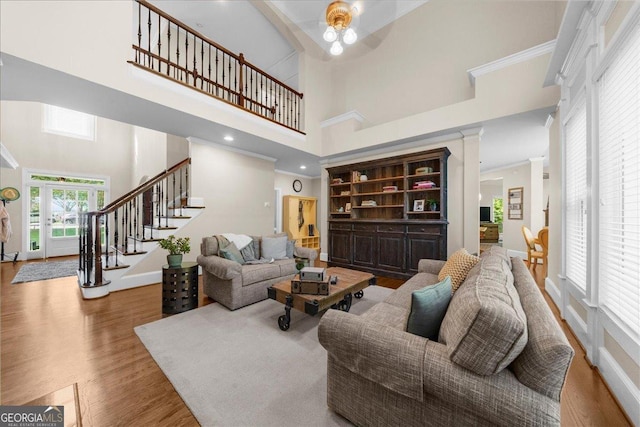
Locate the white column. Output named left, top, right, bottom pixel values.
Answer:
left=461, top=128, right=483, bottom=255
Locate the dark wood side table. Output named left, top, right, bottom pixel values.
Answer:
left=162, top=261, right=198, bottom=314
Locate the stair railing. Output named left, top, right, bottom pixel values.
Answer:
left=79, top=158, right=191, bottom=289
left=129, top=0, right=305, bottom=134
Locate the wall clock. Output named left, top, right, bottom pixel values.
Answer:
left=293, top=179, right=302, bottom=193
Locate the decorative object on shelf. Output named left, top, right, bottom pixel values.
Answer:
left=413, top=180, right=435, bottom=189
left=426, top=198, right=438, bottom=211
left=340, top=190, right=351, bottom=196
left=345, top=202, right=351, bottom=212
left=508, top=187, right=523, bottom=220
left=415, top=166, right=433, bottom=175
left=352, top=171, right=361, bottom=182
left=331, top=178, right=344, bottom=185
left=159, top=235, right=191, bottom=267
left=292, top=179, right=302, bottom=193
left=413, top=199, right=425, bottom=212
left=322, top=0, right=359, bottom=56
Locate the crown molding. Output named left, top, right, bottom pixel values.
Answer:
left=467, top=40, right=556, bottom=86
left=188, top=136, right=277, bottom=163
left=274, top=169, right=320, bottom=179
left=0, top=142, right=19, bottom=169
left=320, top=110, right=367, bottom=128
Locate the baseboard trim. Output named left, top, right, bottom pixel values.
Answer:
left=598, top=348, right=640, bottom=426
left=566, top=305, right=590, bottom=349
left=545, top=277, right=562, bottom=312
left=109, top=270, right=162, bottom=292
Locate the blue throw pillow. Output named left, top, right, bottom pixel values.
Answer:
left=219, top=242, right=245, bottom=265
left=406, top=276, right=453, bottom=341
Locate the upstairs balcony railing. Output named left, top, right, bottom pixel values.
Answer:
left=129, top=0, right=304, bottom=134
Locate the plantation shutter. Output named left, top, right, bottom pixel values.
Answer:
left=565, top=99, right=588, bottom=291
left=598, top=23, right=640, bottom=332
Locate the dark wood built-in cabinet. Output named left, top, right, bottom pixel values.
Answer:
left=327, top=148, right=450, bottom=279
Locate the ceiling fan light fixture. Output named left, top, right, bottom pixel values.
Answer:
left=323, top=25, right=338, bottom=42
left=330, top=41, right=344, bottom=56
left=343, top=28, right=357, bottom=45
left=323, top=0, right=357, bottom=54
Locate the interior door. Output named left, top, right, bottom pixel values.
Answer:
left=45, top=185, right=94, bottom=257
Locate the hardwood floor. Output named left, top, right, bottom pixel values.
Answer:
left=0, top=258, right=630, bottom=426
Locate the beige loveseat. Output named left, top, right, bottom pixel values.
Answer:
left=197, top=233, right=317, bottom=310
left=318, top=246, right=574, bottom=426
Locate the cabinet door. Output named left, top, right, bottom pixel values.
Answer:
left=407, top=233, right=444, bottom=274
left=329, top=231, right=351, bottom=264
left=377, top=233, right=405, bottom=272
left=352, top=233, right=376, bottom=268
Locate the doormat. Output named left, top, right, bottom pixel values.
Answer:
left=11, top=260, right=78, bottom=284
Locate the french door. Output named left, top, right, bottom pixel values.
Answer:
left=44, top=185, right=97, bottom=257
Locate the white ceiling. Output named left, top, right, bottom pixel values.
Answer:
left=2, top=1, right=556, bottom=178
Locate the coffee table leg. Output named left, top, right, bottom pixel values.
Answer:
left=278, top=295, right=292, bottom=331
left=331, top=293, right=353, bottom=312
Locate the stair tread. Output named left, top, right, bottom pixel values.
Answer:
left=103, top=264, right=130, bottom=271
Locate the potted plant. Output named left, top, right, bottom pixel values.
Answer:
left=426, top=198, right=438, bottom=211
left=159, top=235, right=191, bottom=267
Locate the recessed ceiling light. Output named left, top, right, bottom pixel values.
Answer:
left=196, top=23, right=204, bottom=28
left=300, top=165, right=307, bottom=170
left=223, top=135, right=234, bottom=142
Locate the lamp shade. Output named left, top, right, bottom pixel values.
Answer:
left=343, top=28, right=357, bottom=45
left=323, top=26, right=338, bottom=42
left=330, top=41, right=344, bottom=55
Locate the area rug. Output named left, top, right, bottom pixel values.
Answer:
left=11, top=260, right=78, bottom=284
left=135, top=285, right=394, bottom=426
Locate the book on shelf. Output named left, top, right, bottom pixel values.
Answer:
left=361, top=200, right=377, bottom=207
left=382, top=185, right=398, bottom=192
left=340, top=190, right=351, bottom=196
left=352, top=171, right=361, bottom=182
left=413, top=181, right=436, bottom=189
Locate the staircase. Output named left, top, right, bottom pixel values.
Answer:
left=78, top=158, right=205, bottom=299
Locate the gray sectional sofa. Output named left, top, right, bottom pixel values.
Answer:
left=197, top=233, right=317, bottom=310
left=318, top=246, right=574, bottom=426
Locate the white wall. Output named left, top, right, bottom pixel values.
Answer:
left=132, top=126, right=166, bottom=187
left=0, top=100, right=133, bottom=255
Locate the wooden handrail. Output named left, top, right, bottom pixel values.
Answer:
left=99, top=158, right=190, bottom=214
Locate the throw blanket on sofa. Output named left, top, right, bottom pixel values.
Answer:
left=221, top=233, right=253, bottom=250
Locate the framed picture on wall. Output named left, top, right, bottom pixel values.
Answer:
left=508, top=187, right=523, bottom=220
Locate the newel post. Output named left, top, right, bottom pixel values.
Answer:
left=94, top=214, right=103, bottom=286
left=238, top=53, right=245, bottom=108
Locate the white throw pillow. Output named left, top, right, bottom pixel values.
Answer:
left=261, top=235, right=287, bottom=259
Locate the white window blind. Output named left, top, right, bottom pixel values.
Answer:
left=565, top=99, right=588, bottom=291
left=598, top=23, right=640, bottom=333
left=43, top=105, right=96, bottom=141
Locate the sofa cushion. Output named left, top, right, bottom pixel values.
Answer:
left=360, top=302, right=409, bottom=331
left=240, top=243, right=257, bottom=262
left=481, top=245, right=512, bottom=269
left=406, top=277, right=453, bottom=341
left=219, top=242, right=245, bottom=264
left=440, top=255, right=528, bottom=375
left=274, top=258, right=297, bottom=277
left=438, top=248, right=479, bottom=292
left=286, top=240, right=295, bottom=258
left=261, top=235, right=287, bottom=259
left=384, top=272, right=440, bottom=309
left=241, top=263, right=281, bottom=287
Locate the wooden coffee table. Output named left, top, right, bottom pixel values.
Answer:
left=267, top=267, right=376, bottom=331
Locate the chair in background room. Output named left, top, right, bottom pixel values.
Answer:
left=522, top=226, right=548, bottom=270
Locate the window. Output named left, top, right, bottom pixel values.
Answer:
left=564, top=99, right=588, bottom=291
left=43, top=105, right=96, bottom=141
left=598, top=22, right=640, bottom=333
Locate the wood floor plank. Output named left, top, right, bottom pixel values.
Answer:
left=0, top=258, right=630, bottom=426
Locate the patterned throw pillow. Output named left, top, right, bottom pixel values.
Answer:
left=438, top=248, right=479, bottom=292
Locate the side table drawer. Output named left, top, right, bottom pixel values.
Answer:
left=162, top=262, right=199, bottom=314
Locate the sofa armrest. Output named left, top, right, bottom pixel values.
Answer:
left=294, top=246, right=318, bottom=263
left=196, top=254, right=241, bottom=280
left=421, top=340, right=561, bottom=425
left=418, top=259, right=446, bottom=275
left=318, top=309, right=427, bottom=402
